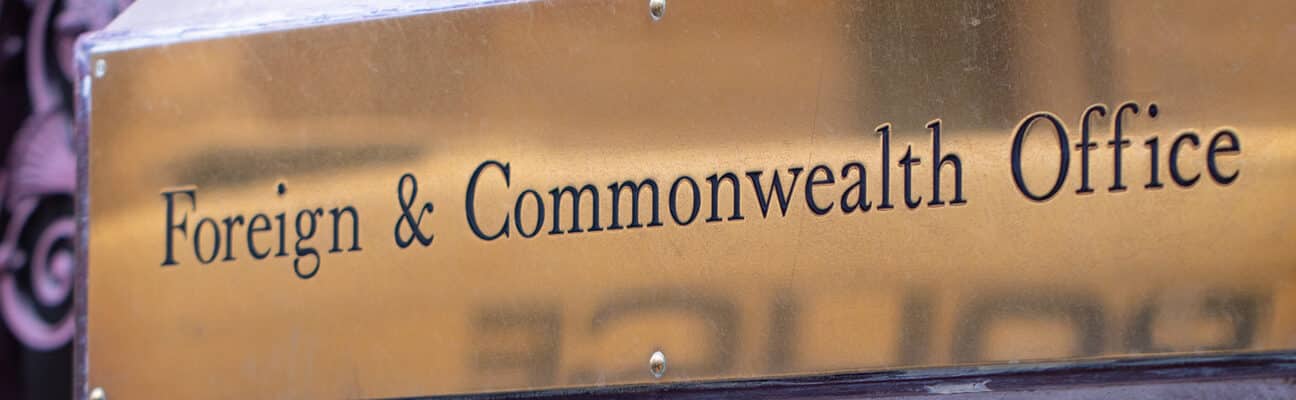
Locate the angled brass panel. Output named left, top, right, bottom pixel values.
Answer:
left=79, top=0, right=1296, bottom=398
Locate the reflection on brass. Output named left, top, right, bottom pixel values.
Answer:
left=79, top=0, right=1296, bottom=398
left=650, top=350, right=667, bottom=379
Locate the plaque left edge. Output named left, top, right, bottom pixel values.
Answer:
left=69, top=2, right=536, bottom=398
left=72, top=30, right=98, bottom=400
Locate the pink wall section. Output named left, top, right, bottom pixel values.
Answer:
left=1, top=0, right=128, bottom=398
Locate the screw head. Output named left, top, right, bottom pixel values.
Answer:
left=649, top=350, right=667, bottom=378
left=648, top=0, right=665, bottom=20
left=93, top=59, right=106, bottom=78
left=89, top=387, right=106, bottom=400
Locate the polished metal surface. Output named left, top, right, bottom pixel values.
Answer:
left=79, top=0, right=1296, bottom=398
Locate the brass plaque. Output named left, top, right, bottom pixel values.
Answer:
left=79, top=0, right=1296, bottom=398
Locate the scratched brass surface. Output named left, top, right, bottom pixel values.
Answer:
left=81, top=0, right=1296, bottom=398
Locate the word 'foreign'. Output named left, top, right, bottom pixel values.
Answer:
left=160, top=183, right=362, bottom=279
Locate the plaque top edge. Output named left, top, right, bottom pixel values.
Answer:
left=82, top=0, right=527, bottom=55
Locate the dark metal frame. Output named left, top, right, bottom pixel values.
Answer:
left=428, top=352, right=1296, bottom=399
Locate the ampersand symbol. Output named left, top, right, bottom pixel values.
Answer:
left=394, top=173, right=435, bottom=248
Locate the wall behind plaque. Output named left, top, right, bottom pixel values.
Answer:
left=0, top=0, right=128, bottom=398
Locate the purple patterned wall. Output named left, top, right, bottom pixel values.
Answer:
left=1, top=0, right=127, bottom=398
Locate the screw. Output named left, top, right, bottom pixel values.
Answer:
left=649, top=350, right=667, bottom=378
left=89, top=387, right=106, bottom=400
left=94, top=59, right=106, bottom=78
left=649, top=0, right=665, bottom=20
